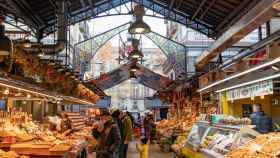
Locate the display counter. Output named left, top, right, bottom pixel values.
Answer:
left=177, top=121, right=258, bottom=158
left=225, top=132, right=280, bottom=158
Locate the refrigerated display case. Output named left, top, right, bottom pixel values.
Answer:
left=184, top=121, right=258, bottom=158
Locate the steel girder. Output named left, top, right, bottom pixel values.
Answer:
left=133, top=0, right=215, bottom=38
left=4, top=17, right=36, bottom=38
left=67, top=0, right=215, bottom=38
left=25, top=0, right=215, bottom=38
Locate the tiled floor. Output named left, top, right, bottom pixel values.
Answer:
left=88, top=142, right=173, bottom=158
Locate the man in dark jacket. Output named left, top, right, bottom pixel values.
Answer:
left=92, top=109, right=121, bottom=158
left=250, top=103, right=272, bottom=134
left=111, top=109, right=124, bottom=158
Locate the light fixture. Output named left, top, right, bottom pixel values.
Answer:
left=3, top=88, right=9, bottom=95
left=130, top=64, right=139, bottom=72
left=15, top=91, right=22, bottom=97
left=129, top=38, right=143, bottom=60
left=22, top=40, right=32, bottom=48
left=273, top=0, right=280, bottom=11
left=47, top=59, right=57, bottom=66
left=130, top=71, right=137, bottom=79
left=198, top=57, right=280, bottom=92
left=70, top=75, right=75, bottom=79
left=128, top=5, right=151, bottom=34
left=251, top=96, right=255, bottom=101
left=272, top=65, right=280, bottom=71
left=0, top=15, right=12, bottom=56
left=260, top=95, right=265, bottom=99
left=215, top=73, right=280, bottom=93
left=38, top=51, right=45, bottom=57
left=129, top=49, right=143, bottom=60
left=22, top=101, right=27, bottom=104
left=27, top=93, right=31, bottom=98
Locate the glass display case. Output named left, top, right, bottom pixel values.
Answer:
left=186, top=121, right=258, bottom=158
left=187, top=121, right=209, bottom=148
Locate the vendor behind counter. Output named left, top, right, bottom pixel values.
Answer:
left=250, top=103, right=272, bottom=134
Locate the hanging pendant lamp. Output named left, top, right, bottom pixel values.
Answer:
left=130, top=64, right=139, bottom=72
left=129, top=5, right=151, bottom=34
left=129, top=49, right=143, bottom=60
left=128, top=38, right=143, bottom=60
left=129, top=71, right=137, bottom=78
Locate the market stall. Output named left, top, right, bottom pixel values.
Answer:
left=156, top=113, right=196, bottom=152
left=0, top=111, right=96, bottom=158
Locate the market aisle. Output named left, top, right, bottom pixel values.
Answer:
left=127, top=142, right=173, bottom=158
left=88, top=142, right=173, bottom=158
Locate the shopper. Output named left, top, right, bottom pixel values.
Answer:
left=143, top=114, right=154, bottom=141
left=250, top=103, right=272, bottom=134
left=126, top=112, right=135, bottom=127
left=92, top=109, right=121, bottom=158
left=111, top=109, right=124, bottom=158
left=122, top=112, right=133, bottom=158
left=136, top=137, right=149, bottom=158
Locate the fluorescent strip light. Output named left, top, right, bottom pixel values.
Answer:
left=78, top=99, right=94, bottom=105
left=272, top=65, right=280, bottom=71
left=63, top=96, right=94, bottom=105
left=0, top=82, right=61, bottom=100
left=198, top=57, right=280, bottom=92
left=215, top=73, right=280, bottom=93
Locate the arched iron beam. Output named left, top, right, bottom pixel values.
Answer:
left=74, top=22, right=190, bottom=61
left=74, top=22, right=131, bottom=60
left=74, top=22, right=190, bottom=78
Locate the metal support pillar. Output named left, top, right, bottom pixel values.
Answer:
left=266, top=21, right=271, bottom=36
left=258, top=26, right=263, bottom=41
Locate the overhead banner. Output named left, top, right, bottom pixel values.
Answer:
left=226, top=80, right=273, bottom=101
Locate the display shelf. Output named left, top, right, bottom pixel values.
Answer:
left=64, top=112, right=86, bottom=131
left=185, top=121, right=257, bottom=158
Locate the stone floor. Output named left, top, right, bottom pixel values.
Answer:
left=88, top=142, right=173, bottom=158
